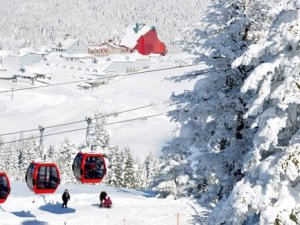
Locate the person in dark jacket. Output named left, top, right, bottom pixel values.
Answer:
left=62, top=189, right=70, bottom=208
left=99, top=191, right=107, bottom=207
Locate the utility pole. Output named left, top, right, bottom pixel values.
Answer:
left=38, top=126, right=45, bottom=160
left=86, top=117, right=92, bottom=147
left=11, top=88, right=13, bottom=100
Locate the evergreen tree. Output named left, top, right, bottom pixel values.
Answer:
left=155, top=0, right=300, bottom=224
left=5, top=142, right=20, bottom=181
left=47, top=144, right=55, bottom=160
left=106, top=146, right=123, bottom=187
left=54, top=139, right=77, bottom=184
left=157, top=0, right=252, bottom=198
left=123, top=147, right=135, bottom=189
left=24, top=137, right=40, bottom=163
left=17, top=135, right=28, bottom=181
left=134, top=157, right=146, bottom=190
left=89, top=111, right=110, bottom=148
left=143, top=152, right=160, bottom=190
left=209, top=1, right=300, bottom=224
left=0, top=139, right=7, bottom=172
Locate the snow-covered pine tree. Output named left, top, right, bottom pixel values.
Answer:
left=157, top=0, right=252, bottom=200
left=47, top=144, right=55, bottom=161
left=89, top=111, right=110, bottom=150
left=54, top=139, right=77, bottom=184
left=143, top=152, right=160, bottom=189
left=134, top=157, right=147, bottom=190
left=154, top=143, right=193, bottom=198
left=0, top=139, right=3, bottom=171
left=123, top=147, right=136, bottom=189
left=24, top=137, right=40, bottom=163
left=16, top=134, right=28, bottom=181
left=209, top=1, right=300, bottom=224
left=105, top=146, right=124, bottom=187
left=5, top=142, right=20, bottom=181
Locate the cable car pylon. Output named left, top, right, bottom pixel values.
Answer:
left=25, top=125, right=61, bottom=194
left=85, top=117, right=92, bottom=148
left=38, top=125, right=45, bottom=159
left=72, top=117, right=107, bottom=184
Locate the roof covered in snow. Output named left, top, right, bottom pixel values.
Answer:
left=120, top=23, right=153, bottom=49
left=18, top=48, right=35, bottom=56
left=53, top=38, right=87, bottom=50
left=61, top=53, right=93, bottom=58
left=89, top=42, right=129, bottom=49
left=0, top=50, right=12, bottom=58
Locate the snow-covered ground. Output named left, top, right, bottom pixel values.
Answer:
left=0, top=181, right=207, bottom=225
left=0, top=53, right=207, bottom=224
left=0, top=54, right=202, bottom=158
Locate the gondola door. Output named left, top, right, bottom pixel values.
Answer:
left=26, top=162, right=60, bottom=194
left=0, top=173, right=10, bottom=203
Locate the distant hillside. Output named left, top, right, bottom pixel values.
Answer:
left=0, top=0, right=210, bottom=52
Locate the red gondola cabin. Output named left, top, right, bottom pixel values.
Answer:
left=25, top=162, right=60, bottom=194
left=0, top=172, right=10, bottom=203
left=72, top=152, right=106, bottom=184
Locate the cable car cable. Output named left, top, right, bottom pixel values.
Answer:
left=0, top=101, right=172, bottom=137
left=0, top=113, right=164, bottom=145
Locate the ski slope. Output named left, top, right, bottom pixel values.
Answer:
left=0, top=55, right=203, bottom=158
left=0, top=55, right=207, bottom=224
left=0, top=181, right=207, bottom=225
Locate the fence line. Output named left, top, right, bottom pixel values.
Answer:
left=118, top=213, right=188, bottom=225
left=64, top=213, right=189, bottom=225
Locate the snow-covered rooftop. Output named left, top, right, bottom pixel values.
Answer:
left=0, top=50, right=12, bottom=58
left=89, top=42, right=126, bottom=50
left=120, top=24, right=153, bottom=49
left=62, top=53, right=94, bottom=58
left=54, top=38, right=87, bottom=49
left=18, top=48, right=35, bottom=56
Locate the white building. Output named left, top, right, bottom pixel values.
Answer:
left=52, top=38, right=88, bottom=54
left=1, top=49, right=44, bottom=70
left=88, top=41, right=131, bottom=56
left=104, top=56, right=150, bottom=76
left=0, top=51, right=12, bottom=65
left=1, top=54, right=19, bottom=70
left=61, top=53, right=95, bottom=61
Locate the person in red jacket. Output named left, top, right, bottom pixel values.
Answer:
left=102, top=196, right=112, bottom=208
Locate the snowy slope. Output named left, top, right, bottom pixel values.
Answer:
left=0, top=55, right=203, bottom=158
left=0, top=181, right=207, bottom=225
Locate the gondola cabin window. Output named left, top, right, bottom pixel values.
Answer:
left=0, top=173, right=10, bottom=203
left=26, top=163, right=35, bottom=190
left=37, top=166, right=59, bottom=189
left=0, top=176, right=8, bottom=199
left=73, top=154, right=83, bottom=180
left=72, top=152, right=106, bottom=184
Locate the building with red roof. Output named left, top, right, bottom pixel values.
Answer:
left=121, top=23, right=167, bottom=56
